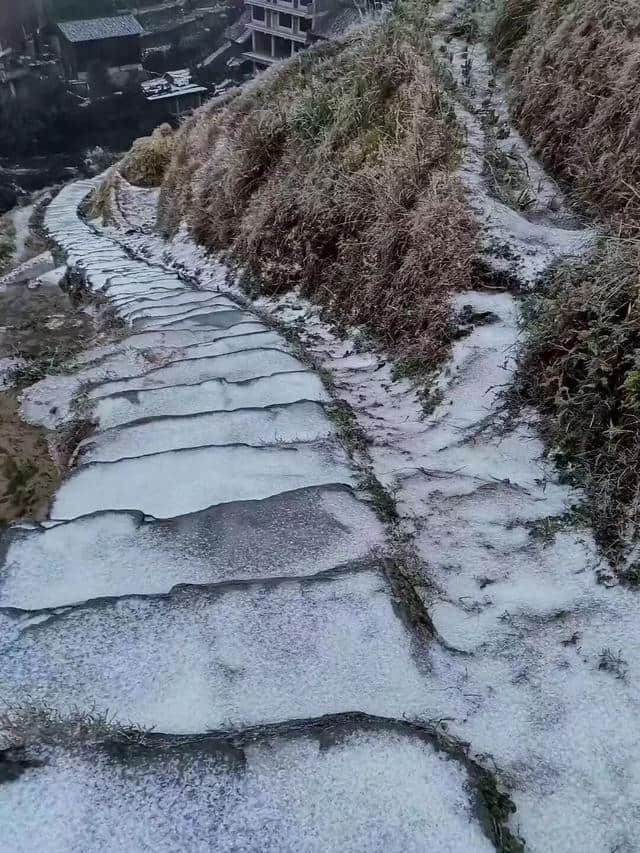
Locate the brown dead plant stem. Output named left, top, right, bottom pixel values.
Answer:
left=506, top=0, right=640, bottom=234
left=158, top=0, right=479, bottom=367
left=519, top=239, right=640, bottom=560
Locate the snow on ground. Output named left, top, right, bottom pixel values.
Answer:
left=3, top=3, right=638, bottom=846
left=0, top=724, right=495, bottom=853
left=3, top=568, right=434, bottom=733
left=0, top=485, right=385, bottom=608
left=51, top=442, right=356, bottom=519
left=79, top=5, right=640, bottom=848
left=1, top=179, right=512, bottom=851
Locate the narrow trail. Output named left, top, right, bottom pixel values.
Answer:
left=81, top=3, right=640, bottom=850
left=0, top=181, right=515, bottom=851
left=2, top=3, right=639, bottom=850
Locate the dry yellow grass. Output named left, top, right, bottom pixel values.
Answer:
left=120, top=123, right=176, bottom=188
left=158, top=0, right=480, bottom=367
left=504, top=0, right=640, bottom=233
left=500, top=1, right=640, bottom=563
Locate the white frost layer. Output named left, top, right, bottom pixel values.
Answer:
left=65, top=331, right=285, bottom=389
left=88, top=349, right=305, bottom=397
left=51, top=442, right=355, bottom=518
left=142, top=309, right=257, bottom=332
left=0, top=729, right=493, bottom=853
left=94, top=371, right=330, bottom=429
left=76, top=401, right=333, bottom=463
left=72, top=325, right=269, bottom=363
left=2, top=570, right=428, bottom=732
left=252, top=280, right=640, bottom=853
left=120, top=295, right=237, bottom=320
left=134, top=304, right=243, bottom=328
left=0, top=487, right=385, bottom=608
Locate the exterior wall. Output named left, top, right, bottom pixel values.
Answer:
left=61, top=34, right=142, bottom=76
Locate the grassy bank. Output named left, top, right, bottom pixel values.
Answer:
left=498, top=0, right=640, bottom=561
left=157, top=0, right=479, bottom=368
left=0, top=219, right=15, bottom=275
left=497, top=0, right=640, bottom=232
left=519, top=240, right=640, bottom=564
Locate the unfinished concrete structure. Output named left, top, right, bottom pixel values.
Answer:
left=243, top=0, right=351, bottom=68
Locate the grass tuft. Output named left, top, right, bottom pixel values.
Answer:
left=360, top=471, right=398, bottom=523
left=119, top=123, right=176, bottom=188
left=492, top=0, right=538, bottom=62
left=518, top=239, right=640, bottom=559
left=326, top=400, right=369, bottom=458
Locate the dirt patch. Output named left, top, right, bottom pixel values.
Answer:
left=0, top=279, right=95, bottom=373
left=0, top=277, right=108, bottom=523
left=0, top=393, right=60, bottom=523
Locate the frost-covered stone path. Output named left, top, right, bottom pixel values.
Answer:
left=0, top=181, right=511, bottom=851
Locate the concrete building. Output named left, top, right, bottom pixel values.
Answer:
left=57, top=15, right=144, bottom=82
left=243, top=0, right=313, bottom=67
left=243, top=0, right=357, bottom=69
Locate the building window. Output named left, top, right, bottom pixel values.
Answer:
left=252, top=5, right=265, bottom=21
left=279, top=12, right=292, bottom=28
left=299, top=16, right=311, bottom=31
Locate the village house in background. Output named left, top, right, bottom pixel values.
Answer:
left=141, top=68, right=206, bottom=117
left=197, top=10, right=251, bottom=77
left=56, top=14, right=143, bottom=83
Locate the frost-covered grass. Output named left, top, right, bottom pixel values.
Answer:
left=500, top=0, right=640, bottom=232
left=0, top=703, right=148, bottom=751
left=497, top=0, right=640, bottom=558
left=156, top=0, right=479, bottom=370
left=0, top=216, right=15, bottom=274
left=92, top=124, right=177, bottom=220
left=518, top=238, right=640, bottom=566
left=0, top=235, right=13, bottom=274
left=119, top=124, right=177, bottom=189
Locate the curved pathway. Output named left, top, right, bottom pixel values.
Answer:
left=0, top=180, right=515, bottom=851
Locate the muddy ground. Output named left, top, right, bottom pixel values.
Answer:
left=0, top=276, right=101, bottom=523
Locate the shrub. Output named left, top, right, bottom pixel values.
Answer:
left=119, top=123, right=176, bottom=188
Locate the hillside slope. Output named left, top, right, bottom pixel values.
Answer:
left=497, top=0, right=640, bottom=560
left=158, top=2, right=479, bottom=369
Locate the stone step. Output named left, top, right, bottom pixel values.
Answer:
left=142, top=308, right=257, bottom=331
left=66, top=331, right=287, bottom=393
left=88, top=349, right=305, bottom=397
left=134, top=304, right=251, bottom=330
left=118, top=294, right=235, bottom=319
left=0, top=715, right=495, bottom=853
left=0, top=485, right=384, bottom=608
left=93, top=370, right=329, bottom=429
left=0, top=567, right=426, bottom=732
left=51, top=441, right=355, bottom=518
left=77, top=401, right=333, bottom=463
left=73, top=325, right=270, bottom=364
